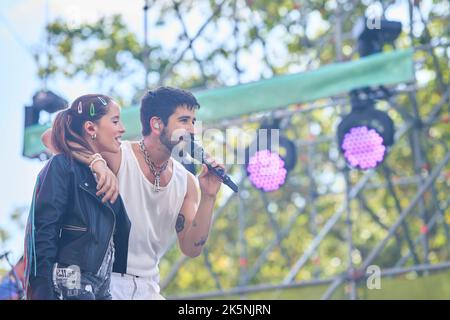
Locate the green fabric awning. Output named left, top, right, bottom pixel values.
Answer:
left=196, top=48, right=413, bottom=121
left=23, top=49, right=414, bottom=158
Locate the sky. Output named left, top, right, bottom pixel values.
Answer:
left=0, top=0, right=427, bottom=269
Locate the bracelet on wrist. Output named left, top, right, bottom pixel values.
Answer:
left=89, top=154, right=106, bottom=173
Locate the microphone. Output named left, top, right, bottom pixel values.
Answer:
left=182, top=136, right=238, bottom=193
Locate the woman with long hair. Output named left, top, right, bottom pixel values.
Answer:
left=24, top=94, right=130, bottom=300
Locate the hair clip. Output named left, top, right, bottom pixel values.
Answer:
left=77, top=101, right=83, bottom=114
left=90, top=103, right=96, bottom=116
left=98, top=96, right=107, bottom=105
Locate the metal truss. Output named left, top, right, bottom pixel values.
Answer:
left=157, top=0, right=449, bottom=300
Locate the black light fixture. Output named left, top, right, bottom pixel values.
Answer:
left=23, top=90, right=67, bottom=160
left=337, top=88, right=394, bottom=170
left=352, top=16, right=402, bottom=57
left=24, top=106, right=41, bottom=128
left=337, top=15, right=402, bottom=170
left=244, top=119, right=297, bottom=192
left=24, top=90, right=68, bottom=128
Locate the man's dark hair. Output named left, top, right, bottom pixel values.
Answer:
left=140, top=86, right=200, bottom=136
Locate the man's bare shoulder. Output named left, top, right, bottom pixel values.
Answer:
left=100, top=140, right=140, bottom=175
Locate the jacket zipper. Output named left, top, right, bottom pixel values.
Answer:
left=62, top=225, right=88, bottom=232
left=79, top=184, right=116, bottom=273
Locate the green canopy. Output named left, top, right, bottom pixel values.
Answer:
left=23, top=49, right=414, bottom=158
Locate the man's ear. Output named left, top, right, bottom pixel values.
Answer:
left=150, top=117, right=162, bottom=134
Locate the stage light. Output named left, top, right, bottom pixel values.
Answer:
left=24, top=106, right=41, bottom=128
left=245, top=124, right=297, bottom=192
left=339, top=15, right=401, bottom=170
left=341, top=126, right=386, bottom=169
left=337, top=89, right=394, bottom=170
left=24, top=90, right=68, bottom=128
left=23, top=90, right=68, bottom=160
left=32, top=90, right=68, bottom=114
left=353, top=16, right=402, bottom=57
left=247, top=149, right=287, bottom=192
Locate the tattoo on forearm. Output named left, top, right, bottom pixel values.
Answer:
left=192, top=220, right=197, bottom=227
left=175, top=213, right=185, bottom=233
left=194, top=235, right=208, bottom=247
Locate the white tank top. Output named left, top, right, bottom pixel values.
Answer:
left=117, top=141, right=188, bottom=286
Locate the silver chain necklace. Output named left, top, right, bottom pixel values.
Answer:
left=139, top=139, right=169, bottom=192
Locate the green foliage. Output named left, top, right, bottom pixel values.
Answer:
left=0, top=228, right=10, bottom=244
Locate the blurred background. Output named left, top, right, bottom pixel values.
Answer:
left=0, top=0, right=449, bottom=299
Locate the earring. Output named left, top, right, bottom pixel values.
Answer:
left=91, top=133, right=97, bottom=140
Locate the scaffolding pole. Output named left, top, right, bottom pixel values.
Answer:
left=321, top=150, right=450, bottom=300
